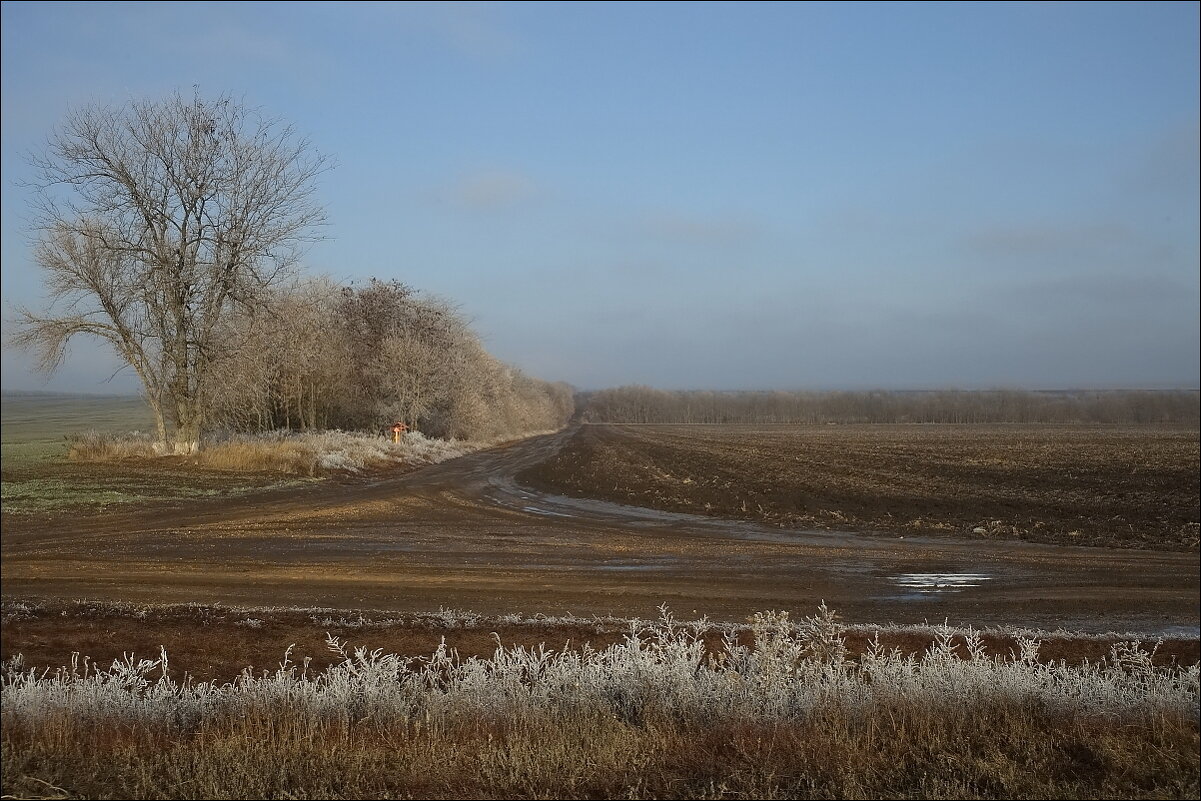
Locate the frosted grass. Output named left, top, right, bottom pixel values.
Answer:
left=4, top=605, right=1196, bottom=731
left=208, top=429, right=475, bottom=473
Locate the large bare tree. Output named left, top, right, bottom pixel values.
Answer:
left=15, top=92, right=329, bottom=453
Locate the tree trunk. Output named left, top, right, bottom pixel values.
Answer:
left=147, top=393, right=170, bottom=456
left=172, top=395, right=202, bottom=455
left=173, top=419, right=201, bottom=455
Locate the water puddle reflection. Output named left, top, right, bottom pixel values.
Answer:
left=890, top=573, right=991, bottom=595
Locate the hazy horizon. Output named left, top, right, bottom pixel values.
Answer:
left=4, top=385, right=1198, bottom=400
left=2, top=2, right=1198, bottom=394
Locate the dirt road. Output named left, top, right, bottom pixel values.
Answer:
left=3, top=428, right=1198, bottom=633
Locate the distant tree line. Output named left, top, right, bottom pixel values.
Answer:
left=204, top=278, right=574, bottom=440
left=579, top=386, right=1200, bottom=425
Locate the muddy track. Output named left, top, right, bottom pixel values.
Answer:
left=2, top=428, right=1198, bottom=634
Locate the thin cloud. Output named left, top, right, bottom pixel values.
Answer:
left=175, top=24, right=299, bottom=71
left=636, top=212, right=761, bottom=245
left=441, top=169, right=540, bottom=210
left=1123, top=118, right=1201, bottom=198
left=433, top=3, right=521, bottom=61
left=1005, top=272, right=1192, bottom=309
left=961, top=221, right=1134, bottom=257
left=113, top=4, right=319, bottom=76
left=374, top=2, right=521, bottom=61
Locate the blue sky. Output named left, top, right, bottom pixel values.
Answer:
left=2, top=1, right=1197, bottom=392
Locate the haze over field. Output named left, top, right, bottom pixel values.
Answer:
left=1, top=2, right=1198, bottom=393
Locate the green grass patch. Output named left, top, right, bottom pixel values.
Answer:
left=1, top=393, right=307, bottom=515
left=0, top=476, right=254, bottom=514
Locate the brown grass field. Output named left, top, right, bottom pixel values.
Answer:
left=7, top=677, right=1195, bottom=800
left=521, top=424, right=1201, bottom=550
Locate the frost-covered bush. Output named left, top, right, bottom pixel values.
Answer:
left=196, top=429, right=475, bottom=475
left=5, top=607, right=1196, bottom=730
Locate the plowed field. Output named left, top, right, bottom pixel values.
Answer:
left=520, top=424, right=1200, bottom=550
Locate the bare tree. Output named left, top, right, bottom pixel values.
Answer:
left=14, top=92, right=329, bottom=454
left=203, top=277, right=348, bottom=433
left=194, top=276, right=575, bottom=441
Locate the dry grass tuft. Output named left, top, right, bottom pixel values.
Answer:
left=65, top=430, right=159, bottom=461
left=194, top=436, right=321, bottom=474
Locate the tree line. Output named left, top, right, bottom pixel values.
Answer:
left=204, top=277, right=573, bottom=440
left=579, top=386, right=1200, bottom=425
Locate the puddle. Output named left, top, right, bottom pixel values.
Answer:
left=520, top=505, right=575, bottom=518
left=890, top=573, right=991, bottom=594
left=595, top=559, right=678, bottom=572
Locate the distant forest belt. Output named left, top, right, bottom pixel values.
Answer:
left=519, top=424, right=1201, bottom=551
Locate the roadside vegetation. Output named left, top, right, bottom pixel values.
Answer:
left=4, top=598, right=1197, bottom=684
left=65, top=428, right=477, bottom=476
left=15, top=276, right=574, bottom=464
left=3, top=603, right=1197, bottom=800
